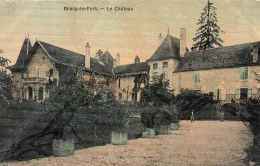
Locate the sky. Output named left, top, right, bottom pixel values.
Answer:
left=0, top=0, right=259, bottom=66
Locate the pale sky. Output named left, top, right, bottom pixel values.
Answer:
left=0, top=0, right=259, bottom=65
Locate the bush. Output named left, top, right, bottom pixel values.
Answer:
left=176, top=89, right=212, bottom=119
left=0, top=70, right=12, bottom=110
left=140, top=74, right=175, bottom=106
left=141, top=104, right=176, bottom=128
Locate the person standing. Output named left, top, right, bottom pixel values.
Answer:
left=191, top=111, right=195, bottom=123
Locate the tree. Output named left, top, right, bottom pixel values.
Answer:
left=140, top=74, right=175, bottom=106
left=0, top=55, right=12, bottom=110
left=176, top=89, right=213, bottom=119
left=140, top=75, right=176, bottom=128
left=191, top=0, right=224, bottom=51
left=3, top=75, right=93, bottom=160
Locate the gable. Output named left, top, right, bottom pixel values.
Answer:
left=26, top=47, right=58, bottom=78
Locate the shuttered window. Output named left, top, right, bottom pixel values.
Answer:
left=239, top=67, right=248, bottom=80
left=235, top=88, right=240, bottom=100
left=213, top=89, right=221, bottom=100
left=248, top=88, right=252, bottom=98
left=193, top=72, right=200, bottom=83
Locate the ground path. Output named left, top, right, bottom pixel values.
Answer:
left=1, top=120, right=253, bottom=166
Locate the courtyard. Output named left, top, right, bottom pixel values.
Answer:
left=1, top=120, right=253, bottom=166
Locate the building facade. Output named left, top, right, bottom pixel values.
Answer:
left=8, top=29, right=260, bottom=103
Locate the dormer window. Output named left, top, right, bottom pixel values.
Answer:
left=253, top=47, right=258, bottom=63
left=153, top=63, right=158, bottom=69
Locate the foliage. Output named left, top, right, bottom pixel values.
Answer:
left=0, top=57, right=12, bottom=110
left=242, top=99, right=260, bottom=164
left=43, top=76, right=93, bottom=139
left=141, top=103, right=157, bottom=128
left=191, top=0, right=224, bottom=51
left=140, top=75, right=176, bottom=128
left=176, top=89, right=212, bottom=119
left=140, top=74, right=175, bottom=106
left=81, top=91, right=128, bottom=132
left=141, top=103, right=177, bottom=128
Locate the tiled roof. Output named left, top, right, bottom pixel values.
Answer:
left=9, top=38, right=32, bottom=70
left=114, top=62, right=149, bottom=74
left=148, top=34, right=188, bottom=62
left=175, top=42, right=260, bottom=72
left=39, top=41, right=113, bottom=74
left=39, top=41, right=85, bottom=67
left=9, top=40, right=113, bottom=74
left=99, top=51, right=114, bottom=66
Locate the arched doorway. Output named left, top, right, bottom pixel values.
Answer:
left=28, top=86, right=33, bottom=100
left=38, top=87, right=44, bottom=101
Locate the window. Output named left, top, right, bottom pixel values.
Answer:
left=153, top=72, right=158, bottom=77
left=38, top=87, right=44, bottom=100
left=213, top=89, right=221, bottom=101
left=163, top=62, right=168, bottom=68
left=49, top=69, right=53, bottom=77
left=239, top=67, right=248, bottom=80
left=235, top=88, right=252, bottom=100
left=118, top=93, right=122, bottom=101
left=153, top=63, right=158, bottom=69
left=118, top=79, right=121, bottom=88
left=193, top=71, right=200, bottom=83
left=163, top=71, right=168, bottom=80
left=253, top=47, right=258, bottom=63
left=28, top=86, right=33, bottom=100
left=132, top=92, right=137, bottom=101
left=240, top=88, right=248, bottom=100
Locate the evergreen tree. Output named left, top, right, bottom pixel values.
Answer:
left=191, top=0, right=224, bottom=51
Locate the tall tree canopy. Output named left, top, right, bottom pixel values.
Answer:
left=0, top=55, right=12, bottom=110
left=191, top=0, right=224, bottom=51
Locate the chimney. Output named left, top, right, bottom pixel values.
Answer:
left=85, top=42, right=90, bottom=68
left=135, top=55, right=140, bottom=63
left=158, top=33, right=163, bottom=47
left=113, top=59, right=117, bottom=68
left=95, top=49, right=103, bottom=60
left=180, top=28, right=186, bottom=57
left=116, top=53, right=120, bottom=66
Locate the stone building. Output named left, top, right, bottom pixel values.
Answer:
left=8, top=36, right=148, bottom=102
left=8, top=29, right=260, bottom=102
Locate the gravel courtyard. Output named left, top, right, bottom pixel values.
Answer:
left=1, top=120, right=253, bottom=166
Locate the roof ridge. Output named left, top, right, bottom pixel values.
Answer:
left=188, top=41, right=260, bottom=54
left=38, top=40, right=85, bottom=57
left=167, top=34, right=175, bottom=57
left=37, top=41, right=59, bottom=63
left=116, top=61, right=147, bottom=67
